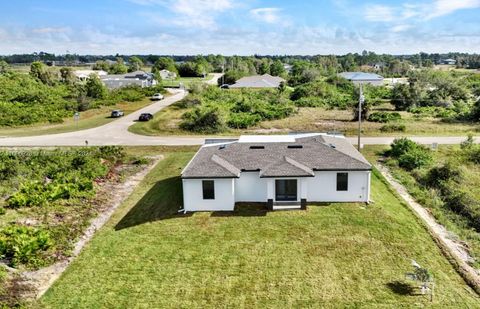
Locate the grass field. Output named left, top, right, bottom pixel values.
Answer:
left=38, top=148, right=479, bottom=308
left=129, top=101, right=480, bottom=137
left=161, top=74, right=214, bottom=88
left=0, top=98, right=153, bottom=137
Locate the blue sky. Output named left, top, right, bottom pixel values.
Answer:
left=0, top=0, right=479, bottom=55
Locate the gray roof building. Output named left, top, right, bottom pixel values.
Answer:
left=339, top=72, right=384, bottom=86
left=182, top=133, right=371, bottom=179
left=229, top=74, right=285, bottom=89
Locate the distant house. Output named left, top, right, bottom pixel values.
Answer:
left=338, top=72, right=384, bottom=86
left=442, top=58, right=456, bottom=65
left=181, top=133, right=372, bottom=212
left=283, top=64, right=293, bottom=73
left=159, top=69, right=177, bottom=80
left=229, top=74, right=286, bottom=89
left=100, top=70, right=157, bottom=89
left=73, top=70, right=108, bottom=81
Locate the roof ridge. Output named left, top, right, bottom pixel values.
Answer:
left=211, top=154, right=241, bottom=177
left=284, top=156, right=314, bottom=176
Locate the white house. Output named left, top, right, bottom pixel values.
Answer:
left=73, top=69, right=108, bottom=81
left=159, top=69, right=177, bottom=80
left=100, top=70, right=157, bottom=89
left=181, top=133, right=372, bottom=212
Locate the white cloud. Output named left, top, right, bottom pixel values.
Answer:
left=426, top=0, right=480, bottom=19
left=364, top=4, right=394, bottom=22
left=250, top=7, right=282, bottom=24
left=128, top=0, right=234, bottom=28
left=390, top=24, right=413, bottom=32
left=32, top=27, right=69, bottom=34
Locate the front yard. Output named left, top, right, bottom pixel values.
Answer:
left=39, top=148, right=479, bottom=308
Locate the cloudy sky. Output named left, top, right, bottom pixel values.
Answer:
left=0, top=0, right=479, bottom=55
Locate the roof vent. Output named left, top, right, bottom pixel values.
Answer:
left=249, top=146, right=265, bottom=149
left=219, top=145, right=227, bottom=150
left=329, top=144, right=336, bottom=149
left=287, top=145, right=303, bottom=149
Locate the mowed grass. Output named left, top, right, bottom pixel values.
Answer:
left=39, top=150, right=480, bottom=308
left=0, top=98, right=152, bottom=137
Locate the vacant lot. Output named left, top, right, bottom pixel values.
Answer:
left=39, top=149, right=479, bottom=308
left=130, top=101, right=480, bottom=137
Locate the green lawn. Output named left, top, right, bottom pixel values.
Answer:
left=0, top=98, right=152, bottom=137
left=161, top=74, right=214, bottom=88
left=39, top=149, right=479, bottom=308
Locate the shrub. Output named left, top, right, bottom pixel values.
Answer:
left=180, top=106, right=226, bottom=133
left=368, top=111, right=401, bottom=123
left=389, top=138, right=419, bottom=158
left=398, top=148, right=433, bottom=170
left=227, top=113, right=262, bottom=128
left=0, top=225, right=53, bottom=267
left=380, top=124, right=406, bottom=132
left=0, top=207, right=5, bottom=215
left=425, top=162, right=463, bottom=187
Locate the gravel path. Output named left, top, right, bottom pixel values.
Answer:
left=376, top=162, right=480, bottom=292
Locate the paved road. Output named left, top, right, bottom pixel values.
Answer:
left=0, top=80, right=478, bottom=147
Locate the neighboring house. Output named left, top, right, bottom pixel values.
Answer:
left=159, top=69, right=177, bottom=80
left=73, top=69, right=108, bottom=81
left=283, top=64, right=293, bottom=73
left=229, top=74, right=285, bottom=89
left=181, top=133, right=372, bottom=212
left=441, top=59, right=456, bottom=65
left=338, top=72, right=384, bottom=86
left=100, top=70, right=157, bottom=89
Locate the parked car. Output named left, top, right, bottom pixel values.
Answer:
left=111, top=110, right=124, bottom=118
left=151, top=93, right=164, bottom=100
left=138, top=113, right=154, bottom=122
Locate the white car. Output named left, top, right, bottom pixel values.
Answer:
left=151, top=93, right=164, bottom=101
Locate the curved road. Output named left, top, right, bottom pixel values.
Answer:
left=0, top=73, right=478, bottom=146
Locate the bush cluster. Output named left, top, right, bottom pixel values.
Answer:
left=388, top=138, right=433, bottom=170
left=178, top=86, right=296, bottom=132
left=380, top=124, right=406, bottom=132
left=368, top=111, right=401, bottom=123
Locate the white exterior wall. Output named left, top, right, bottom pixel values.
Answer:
left=182, top=179, right=235, bottom=211
left=234, top=172, right=267, bottom=202
left=306, top=171, right=370, bottom=202
left=182, top=171, right=370, bottom=211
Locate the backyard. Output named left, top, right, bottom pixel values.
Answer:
left=38, top=148, right=479, bottom=308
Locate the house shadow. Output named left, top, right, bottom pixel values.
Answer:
left=211, top=203, right=268, bottom=217
left=115, top=176, right=191, bottom=230
left=386, top=281, right=416, bottom=296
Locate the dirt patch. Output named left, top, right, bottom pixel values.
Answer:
left=17, top=155, right=164, bottom=300
left=376, top=162, right=480, bottom=294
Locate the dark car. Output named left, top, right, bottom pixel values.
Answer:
left=111, top=110, right=124, bottom=118
left=138, top=113, right=154, bottom=121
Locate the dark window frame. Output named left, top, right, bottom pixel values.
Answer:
left=202, top=180, right=215, bottom=200
left=336, top=173, right=348, bottom=191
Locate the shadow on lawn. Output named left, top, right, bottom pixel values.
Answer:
left=386, top=280, right=416, bottom=296
left=211, top=203, right=268, bottom=217
left=115, top=176, right=191, bottom=230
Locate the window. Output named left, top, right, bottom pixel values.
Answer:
left=202, top=180, right=215, bottom=200
left=336, top=173, right=348, bottom=191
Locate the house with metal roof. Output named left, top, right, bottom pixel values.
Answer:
left=181, top=133, right=372, bottom=212
left=338, top=72, right=384, bottom=86
left=229, top=74, right=285, bottom=89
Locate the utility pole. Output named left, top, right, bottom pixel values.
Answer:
left=357, top=83, right=364, bottom=151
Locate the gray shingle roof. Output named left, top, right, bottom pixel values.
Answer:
left=229, top=74, right=285, bottom=88
left=182, top=134, right=372, bottom=179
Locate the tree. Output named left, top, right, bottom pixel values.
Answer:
left=93, top=60, right=110, bottom=72
left=30, top=61, right=55, bottom=85
left=152, top=57, right=178, bottom=75
left=0, top=60, right=9, bottom=73
left=128, top=56, right=143, bottom=72
left=59, top=67, right=76, bottom=85
left=110, top=58, right=128, bottom=74
left=270, top=60, right=286, bottom=77
left=85, top=74, right=107, bottom=99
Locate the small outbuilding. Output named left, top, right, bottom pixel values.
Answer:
left=338, top=72, right=384, bottom=86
